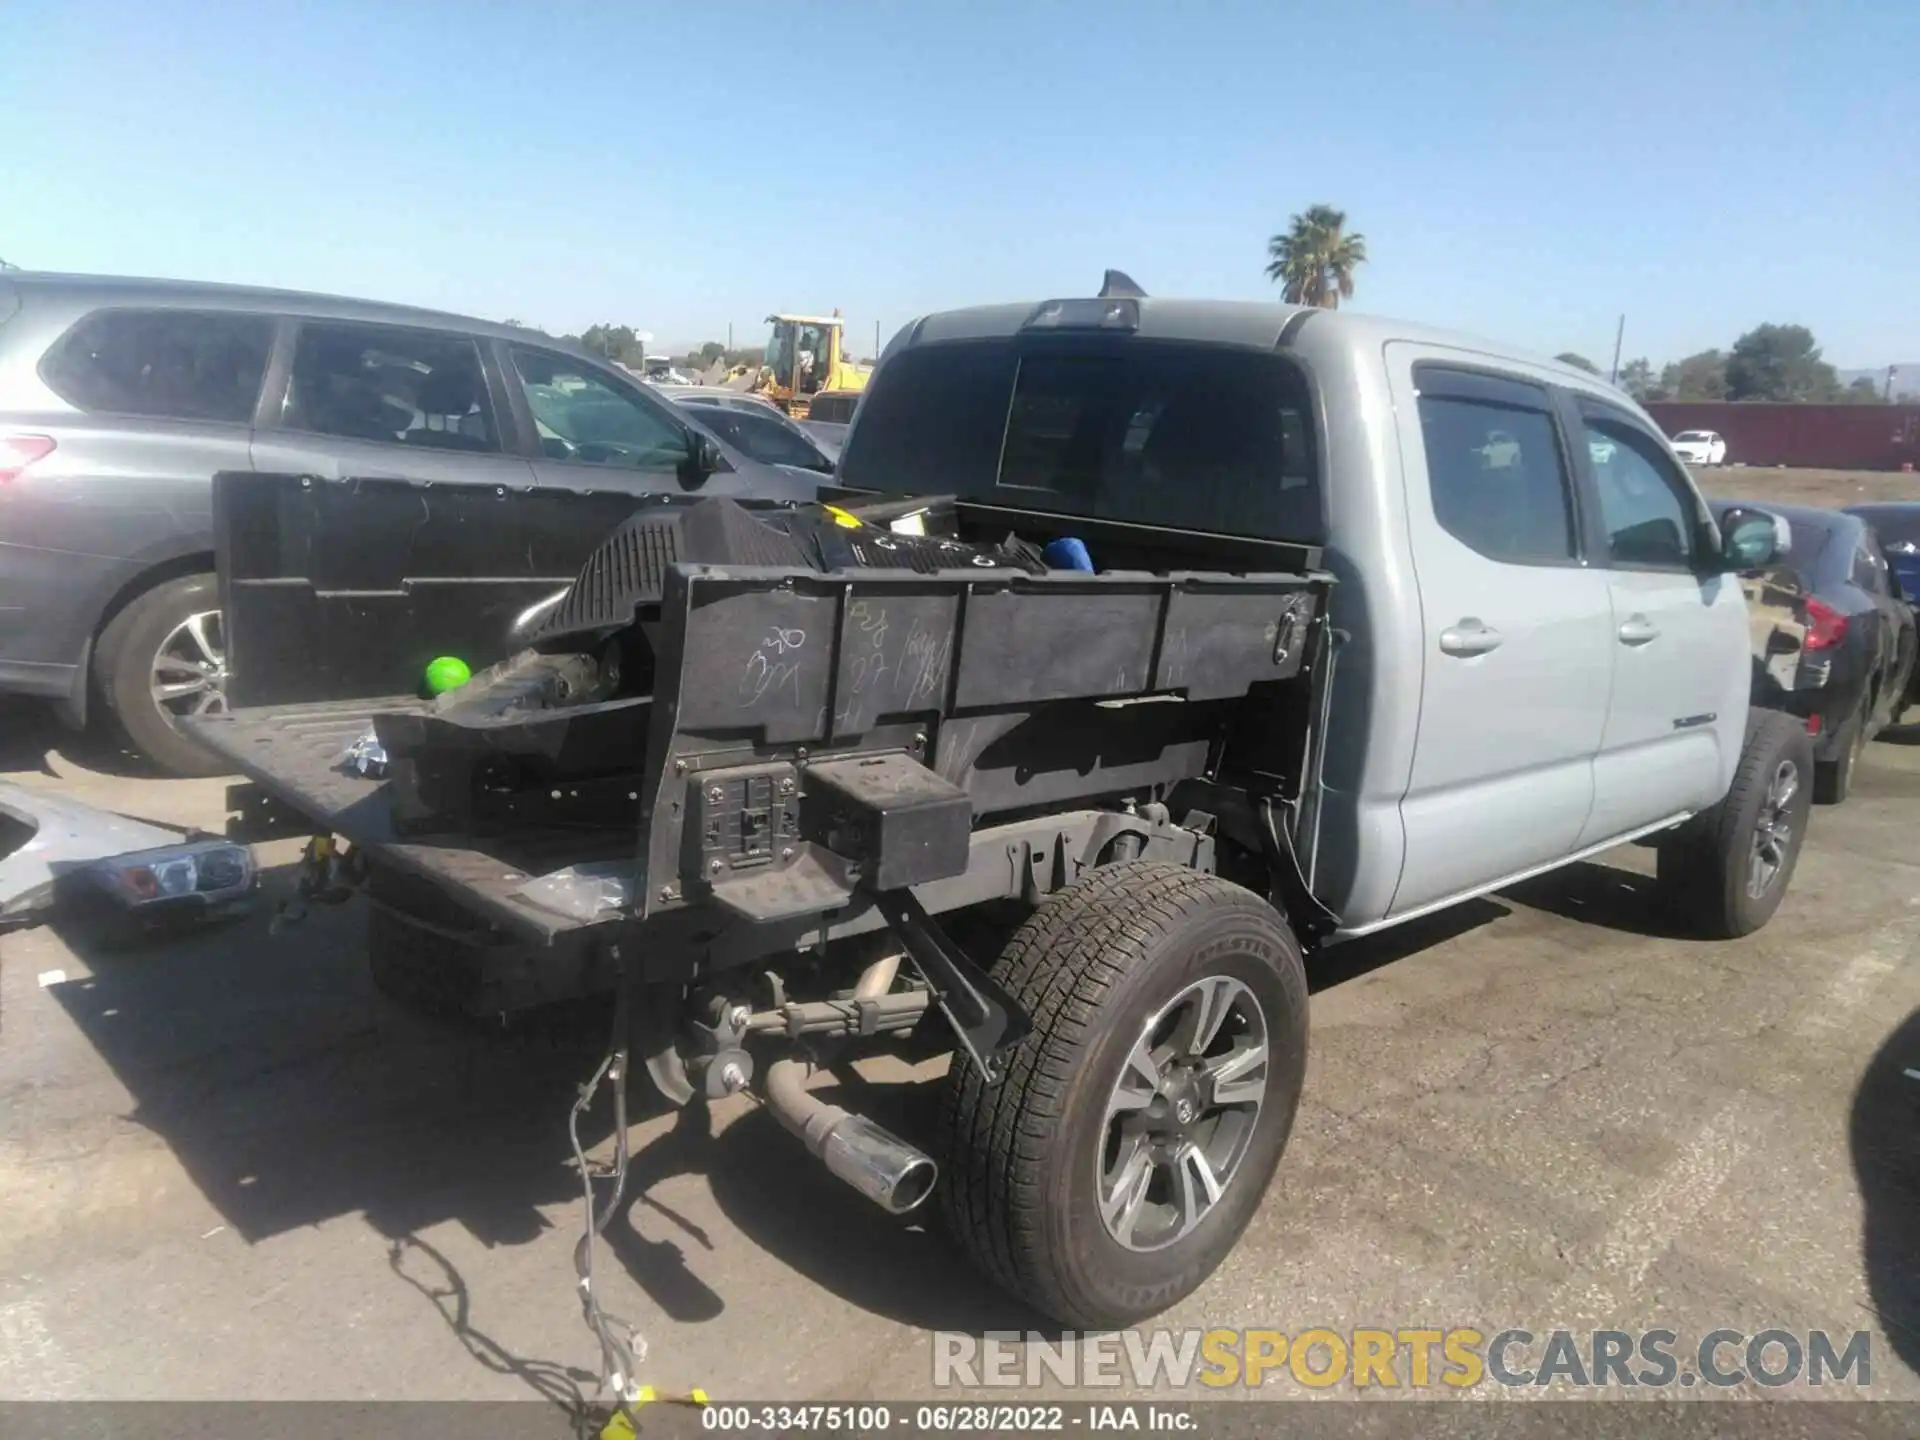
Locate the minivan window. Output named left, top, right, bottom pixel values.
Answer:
left=41, top=309, right=273, bottom=424
left=838, top=339, right=1322, bottom=544
left=510, top=347, right=690, bottom=470
left=1416, top=387, right=1574, bottom=563
left=283, top=323, right=499, bottom=452
left=681, top=402, right=830, bottom=472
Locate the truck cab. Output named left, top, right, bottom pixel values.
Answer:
left=836, top=297, right=1796, bottom=937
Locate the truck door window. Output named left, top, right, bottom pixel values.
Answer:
left=1416, top=387, right=1574, bottom=563
left=509, top=347, right=690, bottom=470
left=283, top=323, right=500, bottom=452
left=1580, top=416, right=1696, bottom=569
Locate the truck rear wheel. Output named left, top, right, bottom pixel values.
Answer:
left=935, top=862, right=1307, bottom=1330
left=1656, top=710, right=1812, bottom=939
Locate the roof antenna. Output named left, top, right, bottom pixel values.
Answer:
left=1098, top=269, right=1146, bottom=299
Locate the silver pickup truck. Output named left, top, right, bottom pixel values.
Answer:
left=186, top=287, right=1809, bottom=1339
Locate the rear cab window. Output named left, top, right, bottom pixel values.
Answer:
left=39, top=308, right=273, bottom=423
left=838, top=337, right=1323, bottom=545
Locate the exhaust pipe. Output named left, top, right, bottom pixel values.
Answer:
left=762, top=1057, right=937, bottom=1215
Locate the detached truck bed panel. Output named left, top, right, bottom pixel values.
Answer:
left=188, top=475, right=1335, bottom=971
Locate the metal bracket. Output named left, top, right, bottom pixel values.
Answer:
left=873, top=888, right=1030, bottom=1085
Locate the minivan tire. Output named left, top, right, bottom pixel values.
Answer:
left=94, top=572, right=231, bottom=778
left=1813, top=691, right=1869, bottom=806
left=1656, top=709, right=1813, bottom=939
left=935, top=862, right=1307, bottom=1330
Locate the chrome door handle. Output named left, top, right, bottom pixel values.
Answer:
left=1617, top=615, right=1660, bottom=646
left=1439, top=619, right=1503, bottom=657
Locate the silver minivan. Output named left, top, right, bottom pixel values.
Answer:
left=0, top=273, right=817, bottom=773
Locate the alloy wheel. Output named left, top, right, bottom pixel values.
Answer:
left=1096, top=975, right=1269, bottom=1253
left=151, top=609, right=229, bottom=722
left=1746, top=759, right=1799, bottom=900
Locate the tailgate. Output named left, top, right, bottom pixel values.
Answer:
left=191, top=695, right=640, bottom=941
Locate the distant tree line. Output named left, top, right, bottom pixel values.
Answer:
left=500, top=320, right=764, bottom=373
left=1589, top=325, right=1911, bottom=405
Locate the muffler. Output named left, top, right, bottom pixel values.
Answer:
left=762, top=1057, right=938, bottom=1215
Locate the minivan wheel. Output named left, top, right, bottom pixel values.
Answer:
left=95, top=572, right=232, bottom=777
left=935, top=862, right=1307, bottom=1330
left=1814, top=689, right=1870, bottom=806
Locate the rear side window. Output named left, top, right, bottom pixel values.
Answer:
left=840, top=339, right=1322, bottom=543
left=1415, top=373, right=1574, bottom=563
left=283, top=322, right=499, bottom=453
left=1851, top=537, right=1887, bottom=594
left=40, top=309, right=272, bottom=423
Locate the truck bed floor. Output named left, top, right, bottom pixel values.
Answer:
left=194, top=700, right=634, bottom=942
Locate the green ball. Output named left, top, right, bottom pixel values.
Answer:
left=424, top=656, right=472, bottom=695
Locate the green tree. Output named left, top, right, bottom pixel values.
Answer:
left=1264, top=205, right=1367, bottom=309
left=1555, top=352, right=1601, bottom=375
left=577, top=323, right=646, bottom=367
left=1659, top=349, right=1730, bottom=402
left=1844, top=376, right=1885, bottom=404
left=1616, top=357, right=1656, bottom=400
left=1725, top=323, right=1839, bottom=402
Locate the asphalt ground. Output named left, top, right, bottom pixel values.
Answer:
left=0, top=462, right=1916, bottom=1428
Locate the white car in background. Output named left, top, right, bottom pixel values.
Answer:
left=1671, top=429, right=1728, bottom=466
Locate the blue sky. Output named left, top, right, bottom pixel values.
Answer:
left=6, top=0, right=1916, bottom=367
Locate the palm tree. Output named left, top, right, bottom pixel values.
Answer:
left=1264, top=206, right=1367, bottom=309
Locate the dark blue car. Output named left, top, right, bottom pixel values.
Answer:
left=1844, top=502, right=1920, bottom=615
left=1713, top=500, right=1917, bottom=803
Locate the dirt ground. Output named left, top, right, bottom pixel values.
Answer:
left=1693, top=466, right=1919, bottom=509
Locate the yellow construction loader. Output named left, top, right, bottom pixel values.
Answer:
left=722, top=312, right=873, bottom=419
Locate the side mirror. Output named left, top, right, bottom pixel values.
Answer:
left=685, top=431, right=726, bottom=482
left=1715, top=505, right=1781, bottom=572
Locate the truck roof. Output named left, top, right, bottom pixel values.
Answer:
left=886, top=296, right=1606, bottom=390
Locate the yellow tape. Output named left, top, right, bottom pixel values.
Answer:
left=601, top=1386, right=712, bottom=1433
left=821, top=504, right=863, bottom=529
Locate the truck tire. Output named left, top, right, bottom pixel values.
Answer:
left=1656, top=710, right=1812, bottom=939
left=94, top=572, right=231, bottom=777
left=935, top=862, right=1307, bottom=1330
